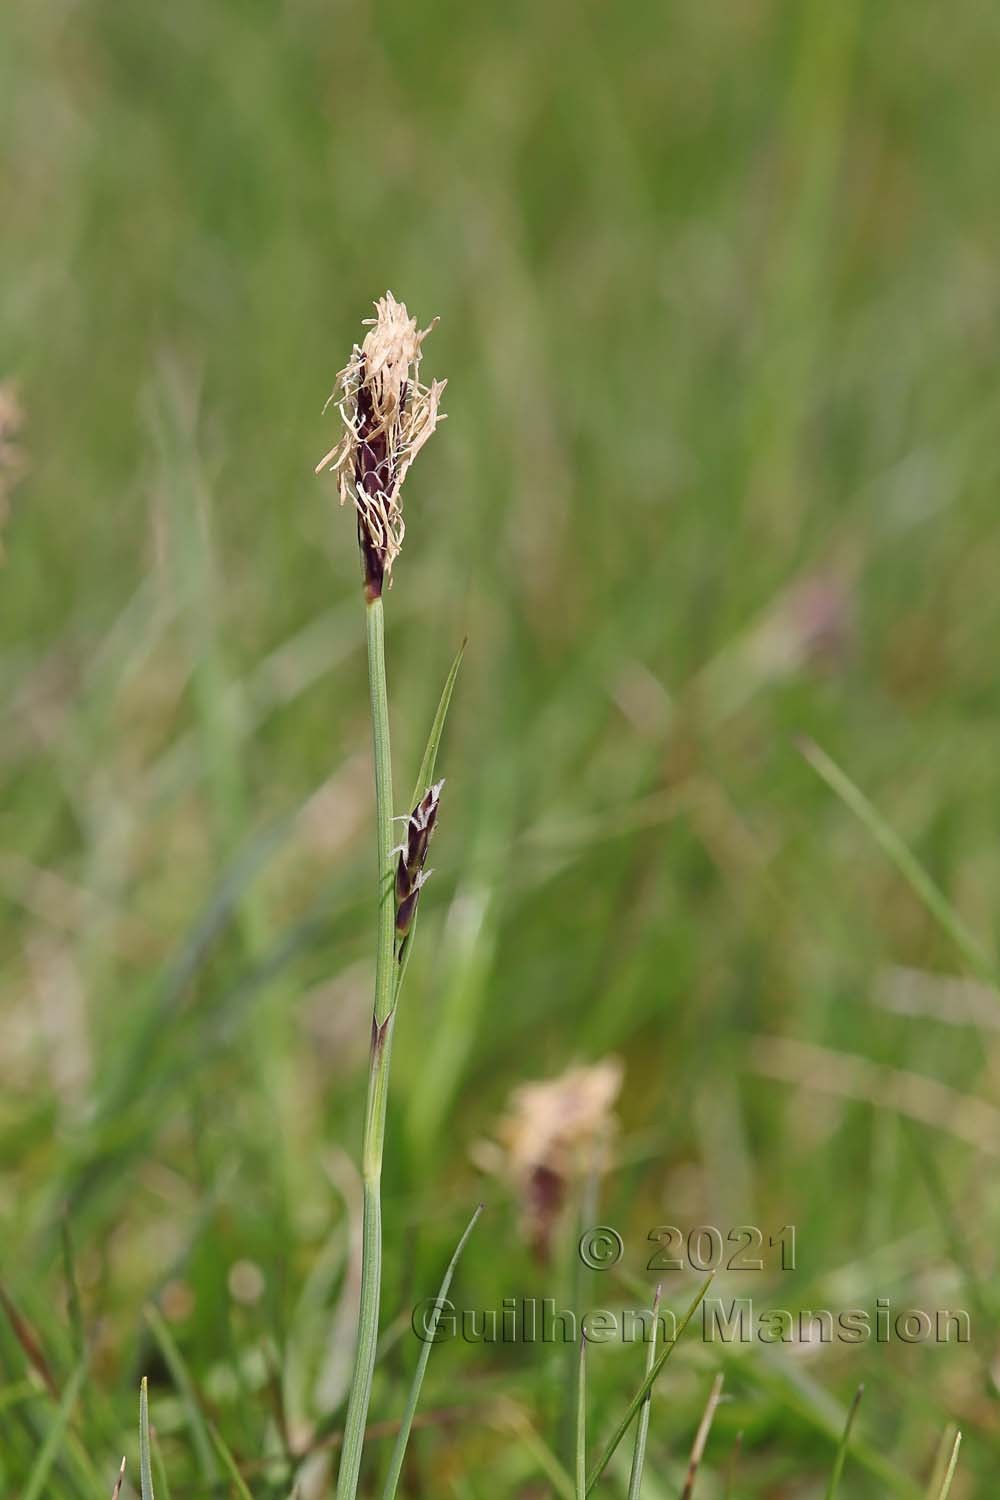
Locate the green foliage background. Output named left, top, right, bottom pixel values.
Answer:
left=2, top=0, right=999, bottom=1493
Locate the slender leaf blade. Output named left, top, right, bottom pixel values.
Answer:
left=139, top=1377, right=156, bottom=1500
left=145, top=1304, right=218, bottom=1481
left=825, top=1383, right=863, bottom=1500
left=933, top=1431, right=962, bottom=1500
left=381, top=1204, right=484, bottom=1500
left=409, top=637, right=467, bottom=809
left=626, top=1284, right=662, bottom=1500
left=585, top=1274, right=714, bottom=1494
left=575, top=1334, right=588, bottom=1500
left=21, top=1361, right=85, bottom=1500
left=800, top=739, right=996, bottom=983
left=210, top=1421, right=255, bottom=1499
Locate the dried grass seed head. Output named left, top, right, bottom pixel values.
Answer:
left=315, top=292, right=446, bottom=597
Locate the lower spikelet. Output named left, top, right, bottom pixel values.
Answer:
left=316, top=293, right=445, bottom=596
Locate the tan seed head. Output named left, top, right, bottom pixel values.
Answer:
left=316, top=293, right=446, bottom=597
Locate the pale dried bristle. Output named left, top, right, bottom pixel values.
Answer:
left=315, top=292, right=446, bottom=598
left=110, top=1456, right=126, bottom=1500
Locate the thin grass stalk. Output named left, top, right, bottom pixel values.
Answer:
left=575, top=1336, right=588, bottom=1500
left=932, top=1431, right=961, bottom=1500
left=21, top=1362, right=86, bottom=1500
left=144, top=1305, right=217, bottom=1483
left=508, top=1415, right=576, bottom=1500
left=679, top=1373, right=724, bottom=1500
left=381, top=1204, right=484, bottom=1500
left=799, top=738, right=996, bottom=983
left=625, top=1284, right=662, bottom=1500
left=209, top=1422, right=255, bottom=1500
left=59, top=1213, right=85, bottom=1371
left=139, top=1377, right=155, bottom=1500
left=823, top=1383, right=863, bottom=1500
left=925, top=1425, right=959, bottom=1499
left=337, top=595, right=398, bottom=1500
left=366, top=596, right=397, bottom=1030
left=110, top=1456, right=127, bottom=1500
left=722, top=1432, right=743, bottom=1500
left=585, top=1274, right=714, bottom=1494
left=560, top=1174, right=598, bottom=1465
left=151, top=1432, right=174, bottom=1500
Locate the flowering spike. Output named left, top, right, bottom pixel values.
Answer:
left=394, top=781, right=443, bottom=945
left=316, top=293, right=446, bottom=599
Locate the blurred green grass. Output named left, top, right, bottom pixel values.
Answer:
left=3, top=0, right=1000, bottom=1493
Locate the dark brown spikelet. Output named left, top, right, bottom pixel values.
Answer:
left=354, top=363, right=393, bottom=599
left=395, top=780, right=443, bottom=949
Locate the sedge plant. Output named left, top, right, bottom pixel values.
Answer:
left=314, top=293, right=459, bottom=1500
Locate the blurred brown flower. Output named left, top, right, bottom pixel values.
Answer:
left=472, top=1058, right=624, bottom=1261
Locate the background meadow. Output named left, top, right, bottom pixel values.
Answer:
left=3, top=0, right=1000, bottom=1493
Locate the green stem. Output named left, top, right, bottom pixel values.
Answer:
left=336, top=595, right=398, bottom=1500
left=575, top=1336, right=588, bottom=1500
left=626, top=1285, right=662, bottom=1500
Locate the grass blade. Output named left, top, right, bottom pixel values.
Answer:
left=145, top=1304, right=218, bottom=1482
left=906, top=1127, right=992, bottom=1357
left=722, top=1432, right=743, bottom=1500
left=59, top=1211, right=86, bottom=1368
left=498, top=1404, right=575, bottom=1500
left=585, top=1273, right=714, bottom=1494
left=210, top=1420, right=255, bottom=1499
left=152, top=1427, right=174, bottom=1500
left=409, top=637, right=467, bottom=809
left=0, top=1283, right=58, bottom=1398
left=575, top=1335, right=588, bottom=1500
left=0, top=1379, right=36, bottom=1415
left=925, top=1423, right=958, bottom=1498
left=21, top=1360, right=85, bottom=1500
left=680, top=1373, right=724, bottom=1500
left=824, top=1383, right=863, bottom=1500
left=930, top=1430, right=962, bottom=1500
left=381, top=1204, right=484, bottom=1500
left=799, top=739, right=996, bottom=983
left=139, top=1377, right=155, bottom=1500
left=734, top=1352, right=918, bottom=1497
left=395, top=637, right=468, bottom=1004
left=626, top=1284, right=662, bottom=1500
